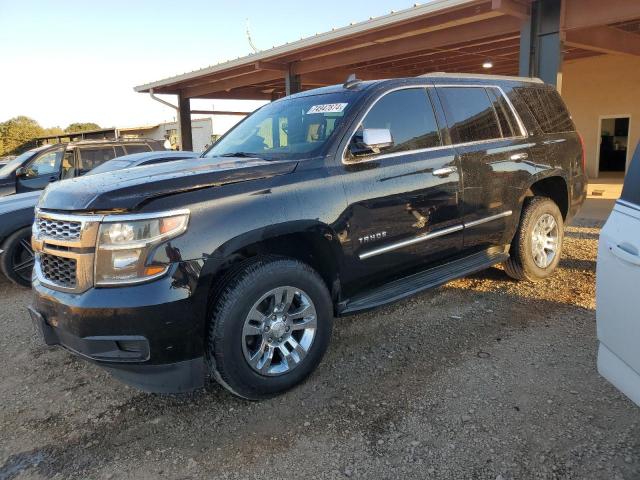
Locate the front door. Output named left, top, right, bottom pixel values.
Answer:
left=16, top=146, right=65, bottom=193
left=338, top=87, right=462, bottom=293
left=435, top=85, right=533, bottom=251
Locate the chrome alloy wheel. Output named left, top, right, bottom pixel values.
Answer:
left=242, top=286, right=317, bottom=376
left=531, top=213, right=559, bottom=269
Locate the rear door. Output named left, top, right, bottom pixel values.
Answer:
left=435, top=85, right=532, bottom=252
left=597, top=143, right=640, bottom=406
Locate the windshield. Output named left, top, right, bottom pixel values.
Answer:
left=204, top=92, right=358, bottom=160
left=0, top=149, right=39, bottom=177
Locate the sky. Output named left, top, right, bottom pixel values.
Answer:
left=0, top=0, right=421, bottom=134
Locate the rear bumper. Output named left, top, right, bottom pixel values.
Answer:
left=29, top=261, right=207, bottom=393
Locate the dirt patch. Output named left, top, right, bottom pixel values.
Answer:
left=0, top=221, right=638, bottom=479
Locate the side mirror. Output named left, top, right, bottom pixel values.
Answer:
left=350, top=128, right=394, bottom=157
left=363, top=128, right=393, bottom=152
left=14, top=166, right=26, bottom=178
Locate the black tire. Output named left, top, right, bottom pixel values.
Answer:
left=503, top=196, right=564, bottom=282
left=206, top=256, right=333, bottom=400
left=1, top=227, right=35, bottom=288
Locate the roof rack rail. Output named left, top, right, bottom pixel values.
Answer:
left=418, top=72, right=544, bottom=84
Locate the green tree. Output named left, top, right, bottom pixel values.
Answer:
left=42, top=126, right=65, bottom=137
left=0, top=116, right=44, bottom=156
left=64, top=122, right=100, bottom=133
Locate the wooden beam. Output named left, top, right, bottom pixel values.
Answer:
left=278, top=2, right=499, bottom=63
left=491, top=0, right=530, bottom=20
left=563, top=0, right=640, bottom=31
left=565, top=26, right=640, bottom=57
left=183, top=70, right=283, bottom=98
left=292, top=16, right=521, bottom=75
left=254, top=61, right=288, bottom=71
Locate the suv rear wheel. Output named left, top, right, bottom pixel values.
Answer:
left=1, top=227, right=34, bottom=288
left=503, top=196, right=564, bottom=282
left=206, top=257, right=333, bottom=400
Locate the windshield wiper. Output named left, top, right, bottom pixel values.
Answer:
left=219, top=152, right=259, bottom=158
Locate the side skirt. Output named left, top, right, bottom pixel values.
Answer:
left=337, top=246, right=509, bottom=316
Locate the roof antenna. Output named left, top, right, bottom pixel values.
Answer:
left=246, top=19, right=260, bottom=53
left=343, top=73, right=362, bottom=89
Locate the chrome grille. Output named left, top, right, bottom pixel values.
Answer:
left=37, top=218, right=82, bottom=241
left=39, top=253, right=77, bottom=288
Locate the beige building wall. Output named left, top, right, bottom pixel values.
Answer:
left=561, top=54, right=640, bottom=179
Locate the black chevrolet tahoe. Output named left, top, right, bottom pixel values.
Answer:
left=29, top=74, right=587, bottom=399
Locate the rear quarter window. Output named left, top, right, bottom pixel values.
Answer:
left=513, top=86, right=575, bottom=134
left=621, top=142, right=640, bottom=206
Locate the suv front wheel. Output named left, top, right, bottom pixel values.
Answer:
left=503, top=196, right=564, bottom=282
left=206, top=257, right=333, bottom=400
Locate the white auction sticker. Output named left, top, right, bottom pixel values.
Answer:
left=307, top=103, right=348, bottom=114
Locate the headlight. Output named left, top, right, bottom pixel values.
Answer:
left=95, top=210, right=189, bottom=285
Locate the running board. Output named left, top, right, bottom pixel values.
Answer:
left=338, top=247, right=509, bottom=316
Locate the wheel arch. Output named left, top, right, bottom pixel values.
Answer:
left=523, top=173, right=570, bottom=220
left=197, top=220, right=346, bottom=318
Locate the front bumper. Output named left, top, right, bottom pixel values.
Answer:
left=29, top=261, right=207, bottom=393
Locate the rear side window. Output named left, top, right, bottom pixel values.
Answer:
left=77, top=147, right=117, bottom=174
left=437, top=87, right=502, bottom=144
left=125, top=144, right=152, bottom=154
left=621, top=143, right=640, bottom=206
left=359, top=88, right=441, bottom=154
left=513, top=87, right=575, bottom=134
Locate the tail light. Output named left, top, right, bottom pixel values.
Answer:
left=578, top=132, right=586, bottom=174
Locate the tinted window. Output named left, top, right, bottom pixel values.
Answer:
left=358, top=88, right=441, bottom=154
left=621, top=142, right=640, bottom=206
left=114, top=146, right=126, bottom=157
left=77, top=147, right=117, bottom=174
left=487, top=88, right=519, bottom=138
left=25, top=149, right=63, bottom=178
left=438, top=87, right=502, bottom=144
left=125, top=144, right=151, bottom=154
left=514, top=87, right=575, bottom=134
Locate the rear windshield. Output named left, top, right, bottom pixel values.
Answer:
left=513, top=86, right=575, bottom=134
left=621, top=142, right=640, bottom=206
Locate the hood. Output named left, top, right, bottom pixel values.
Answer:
left=38, top=157, right=298, bottom=211
left=0, top=190, right=40, bottom=215
left=0, top=177, right=16, bottom=197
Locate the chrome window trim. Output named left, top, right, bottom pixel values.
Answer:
left=358, top=210, right=513, bottom=260
left=341, top=84, right=528, bottom=166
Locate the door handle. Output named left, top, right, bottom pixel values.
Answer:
left=609, top=243, right=640, bottom=266
left=432, top=166, right=457, bottom=177
left=510, top=152, right=529, bottom=162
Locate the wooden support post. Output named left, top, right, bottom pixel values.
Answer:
left=519, top=0, right=563, bottom=86
left=285, top=65, right=301, bottom=96
left=178, top=93, right=193, bottom=151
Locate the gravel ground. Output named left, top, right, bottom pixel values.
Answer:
left=1, top=220, right=639, bottom=480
